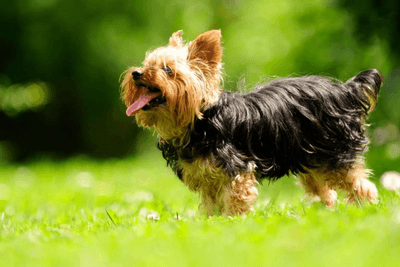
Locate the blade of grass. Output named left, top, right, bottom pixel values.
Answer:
left=352, top=191, right=362, bottom=208
left=105, top=209, right=117, bottom=227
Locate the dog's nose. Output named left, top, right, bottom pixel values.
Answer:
left=132, top=70, right=143, bottom=81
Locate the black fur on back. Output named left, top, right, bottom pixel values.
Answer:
left=158, top=69, right=383, bottom=181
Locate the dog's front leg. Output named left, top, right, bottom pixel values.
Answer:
left=221, top=173, right=259, bottom=216
left=196, top=173, right=259, bottom=216
left=182, top=159, right=258, bottom=216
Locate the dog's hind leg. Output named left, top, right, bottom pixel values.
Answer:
left=298, top=160, right=378, bottom=208
left=336, top=160, right=378, bottom=204
left=297, top=170, right=338, bottom=208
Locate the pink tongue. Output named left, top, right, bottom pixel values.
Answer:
left=126, top=92, right=161, bottom=116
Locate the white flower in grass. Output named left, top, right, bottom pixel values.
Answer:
left=147, top=213, right=160, bottom=221
left=380, top=171, right=400, bottom=191
left=139, top=207, right=160, bottom=221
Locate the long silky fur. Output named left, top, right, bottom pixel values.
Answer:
left=159, top=69, right=383, bottom=181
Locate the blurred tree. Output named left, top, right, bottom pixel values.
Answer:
left=338, top=0, right=400, bottom=125
left=338, top=0, right=400, bottom=59
left=0, top=0, right=146, bottom=160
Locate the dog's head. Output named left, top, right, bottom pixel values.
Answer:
left=121, top=30, right=223, bottom=140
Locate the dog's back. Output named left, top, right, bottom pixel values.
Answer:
left=175, top=69, right=383, bottom=181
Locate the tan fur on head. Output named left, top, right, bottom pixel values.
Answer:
left=169, top=30, right=184, bottom=47
left=121, top=30, right=223, bottom=140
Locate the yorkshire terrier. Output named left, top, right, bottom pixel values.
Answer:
left=121, top=30, right=383, bottom=216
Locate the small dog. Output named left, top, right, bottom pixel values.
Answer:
left=121, top=30, right=383, bottom=216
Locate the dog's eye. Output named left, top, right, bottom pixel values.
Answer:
left=162, top=66, right=173, bottom=76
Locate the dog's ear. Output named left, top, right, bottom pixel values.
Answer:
left=188, top=30, right=222, bottom=68
left=169, top=30, right=184, bottom=47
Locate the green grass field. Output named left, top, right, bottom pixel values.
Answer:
left=1, top=146, right=400, bottom=267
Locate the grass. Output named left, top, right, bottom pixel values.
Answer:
left=1, top=147, right=400, bottom=267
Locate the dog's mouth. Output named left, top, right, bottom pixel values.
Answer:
left=126, top=85, right=167, bottom=116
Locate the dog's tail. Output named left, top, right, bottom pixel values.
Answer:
left=345, top=68, right=383, bottom=114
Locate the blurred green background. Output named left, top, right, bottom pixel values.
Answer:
left=0, top=0, right=399, bottom=166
